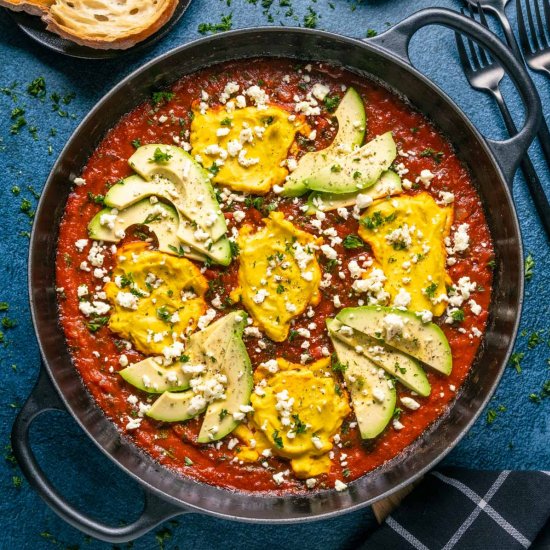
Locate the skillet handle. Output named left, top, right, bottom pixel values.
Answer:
left=368, top=7, right=542, bottom=186
left=11, top=367, right=185, bottom=543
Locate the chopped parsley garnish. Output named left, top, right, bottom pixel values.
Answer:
left=143, top=212, right=162, bottom=224
left=424, top=282, right=438, bottom=299
left=324, top=258, right=338, bottom=272
left=151, top=91, right=175, bottom=107
left=392, top=407, right=403, bottom=420
left=220, top=117, right=232, bottom=126
left=288, top=329, right=299, bottom=342
left=323, top=95, right=340, bottom=112
left=525, top=253, right=535, bottom=281
left=149, top=147, right=172, bottom=163
left=131, top=138, right=142, bottom=149
left=0, top=303, right=8, bottom=311
left=360, top=211, right=396, bottom=230
left=179, top=354, right=190, bottom=363
left=87, top=192, right=105, bottom=205
left=291, top=414, right=308, bottom=434
left=156, top=306, right=171, bottom=322
left=272, top=430, right=284, bottom=448
left=419, top=148, right=444, bottom=164
left=330, top=164, right=342, bottom=173
left=86, top=316, right=109, bottom=333
left=331, top=355, right=348, bottom=374
left=366, top=29, right=378, bottom=38
left=276, top=284, right=285, bottom=294
left=527, top=330, right=543, bottom=349
left=229, top=240, right=240, bottom=259
left=303, top=6, right=318, bottom=28
left=184, top=456, right=194, bottom=466
left=219, top=408, right=229, bottom=420
left=450, top=309, right=465, bottom=322
left=27, top=77, right=46, bottom=98
left=168, top=244, right=187, bottom=257
left=208, top=163, right=221, bottom=176
left=342, top=234, right=364, bottom=249
left=119, top=273, right=134, bottom=288
left=509, top=352, right=524, bottom=374
left=198, top=13, right=233, bottom=35
left=342, top=468, right=351, bottom=478
left=1, top=318, right=16, bottom=329
left=486, top=404, right=506, bottom=424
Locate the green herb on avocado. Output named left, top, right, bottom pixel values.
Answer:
left=149, top=147, right=172, bottom=163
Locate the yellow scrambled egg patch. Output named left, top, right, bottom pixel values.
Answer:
left=230, top=211, right=322, bottom=342
left=190, top=105, right=302, bottom=194
left=358, top=192, right=452, bottom=316
left=104, top=242, right=208, bottom=355
left=234, top=358, right=350, bottom=478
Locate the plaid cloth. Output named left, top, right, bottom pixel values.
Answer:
left=362, top=468, right=550, bottom=549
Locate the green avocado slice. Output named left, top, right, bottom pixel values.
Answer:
left=128, top=144, right=227, bottom=242
left=328, top=319, right=396, bottom=440
left=280, top=87, right=366, bottom=197
left=327, top=318, right=431, bottom=397
left=336, top=306, right=452, bottom=376
left=306, top=170, right=402, bottom=214
left=304, top=132, right=397, bottom=194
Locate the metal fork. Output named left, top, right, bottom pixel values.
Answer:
left=516, top=0, right=550, bottom=75
left=456, top=5, right=550, bottom=236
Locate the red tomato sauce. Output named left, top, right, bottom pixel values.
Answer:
left=56, top=59, right=494, bottom=494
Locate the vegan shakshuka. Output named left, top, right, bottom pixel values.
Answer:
left=56, top=59, right=494, bottom=494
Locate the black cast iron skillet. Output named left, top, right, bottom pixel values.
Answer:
left=11, top=8, right=542, bottom=543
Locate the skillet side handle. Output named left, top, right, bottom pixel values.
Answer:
left=367, top=7, right=542, bottom=187
left=11, top=367, right=185, bottom=543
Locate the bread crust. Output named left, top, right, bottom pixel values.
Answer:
left=0, top=0, right=52, bottom=16
left=4, top=0, right=179, bottom=50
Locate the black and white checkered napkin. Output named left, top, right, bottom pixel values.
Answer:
left=362, top=467, right=550, bottom=549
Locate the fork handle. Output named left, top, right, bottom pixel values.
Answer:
left=369, top=7, right=542, bottom=186
left=491, top=88, right=550, bottom=237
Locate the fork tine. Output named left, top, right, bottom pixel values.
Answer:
left=463, top=6, right=482, bottom=69
left=475, top=1, right=492, bottom=65
left=455, top=30, right=474, bottom=73
left=516, top=0, right=534, bottom=55
left=533, top=0, right=549, bottom=47
left=526, top=0, right=542, bottom=50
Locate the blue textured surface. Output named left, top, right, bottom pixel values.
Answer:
left=0, top=0, right=548, bottom=548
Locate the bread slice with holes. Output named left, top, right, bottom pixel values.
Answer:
left=39, top=0, right=179, bottom=50
left=0, top=0, right=52, bottom=16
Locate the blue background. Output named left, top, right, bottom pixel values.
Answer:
left=0, top=0, right=548, bottom=547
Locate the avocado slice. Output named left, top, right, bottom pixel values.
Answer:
left=176, top=218, right=232, bottom=267
left=104, top=174, right=178, bottom=210
left=128, top=145, right=227, bottom=242
left=88, top=199, right=205, bottom=262
left=306, top=170, right=402, bottom=214
left=147, top=390, right=205, bottom=422
left=336, top=306, right=452, bottom=376
left=304, top=132, right=397, bottom=194
left=120, top=357, right=192, bottom=394
left=197, top=312, right=253, bottom=442
left=328, top=323, right=396, bottom=440
left=280, top=87, right=366, bottom=197
left=145, top=311, right=252, bottom=438
left=327, top=318, right=431, bottom=397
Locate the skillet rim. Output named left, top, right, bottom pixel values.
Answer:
left=27, top=25, right=524, bottom=521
